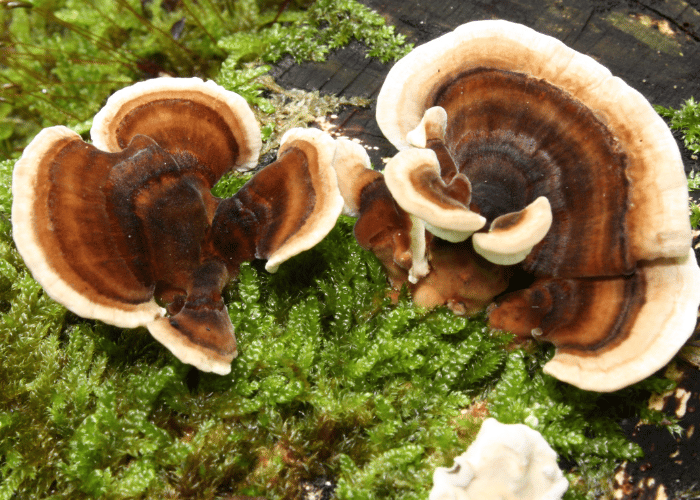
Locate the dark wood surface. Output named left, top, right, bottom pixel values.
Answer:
left=270, top=1, right=700, bottom=498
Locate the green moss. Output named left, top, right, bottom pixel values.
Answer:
left=261, top=0, right=412, bottom=64
left=0, top=205, right=509, bottom=498
left=687, top=169, right=700, bottom=230
left=489, top=349, right=678, bottom=499
left=655, top=97, right=700, bottom=155
left=690, top=201, right=700, bottom=229
left=655, top=99, right=700, bottom=228
left=0, top=164, right=680, bottom=498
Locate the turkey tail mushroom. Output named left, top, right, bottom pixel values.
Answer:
left=330, top=138, right=510, bottom=314
left=12, top=79, right=343, bottom=375
left=330, top=139, right=417, bottom=287
left=373, top=20, right=699, bottom=390
left=489, top=250, right=700, bottom=392
left=210, top=127, right=344, bottom=274
left=91, top=76, right=261, bottom=178
left=12, top=127, right=167, bottom=329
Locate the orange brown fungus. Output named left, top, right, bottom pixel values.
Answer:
left=352, top=176, right=414, bottom=287
left=431, top=68, right=632, bottom=278
left=489, top=275, right=646, bottom=354
left=331, top=141, right=508, bottom=314
left=12, top=78, right=343, bottom=375
left=211, top=146, right=317, bottom=268
left=39, top=134, right=161, bottom=307
left=113, top=98, right=243, bottom=187
left=412, top=240, right=510, bottom=316
left=409, top=163, right=472, bottom=211
left=372, top=21, right=699, bottom=390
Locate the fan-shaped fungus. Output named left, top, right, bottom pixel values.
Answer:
left=331, top=139, right=417, bottom=287
left=354, top=20, right=699, bottom=391
left=12, top=78, right=343, bottom=375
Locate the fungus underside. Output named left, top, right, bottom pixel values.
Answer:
left=0, top=2, right=695, bottom=499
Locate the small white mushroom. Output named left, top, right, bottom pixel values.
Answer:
left=429, top=418, right=569, bottom=500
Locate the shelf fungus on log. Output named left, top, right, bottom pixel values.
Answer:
left=12, top=77, right=343, bottom=375
left=363, top=20, right=700, bottom=391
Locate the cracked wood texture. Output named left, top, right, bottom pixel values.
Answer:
left=270, top=1, right=700, bottom=499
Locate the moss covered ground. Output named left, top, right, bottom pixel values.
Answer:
left=1, top=1, right=698, bottom=498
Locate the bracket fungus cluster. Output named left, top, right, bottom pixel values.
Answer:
left=336, top=20, right=700, bottom=391
left=12, top=77, right=344, bottom=375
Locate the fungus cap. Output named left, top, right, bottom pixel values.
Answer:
left=91, top=76, right=262, bottom=180
left=12, top=79, right=343, bottom=376
left=328, top=137, right=423, bottom=286
left=472, top=196, right=553, bottom=266
left=12, top=124, right=239, bottom=374
left=487, top=250, right=700, bottom=391
left=329, top=137, right=510, bottom=316
left=11, top=126, right=165, bottom=329
left=262, top=128, right=344, bottom=272
left=384, top=148, right=486, bottom=243
left=406, top=106, right=448, bottom=148
left=331, top=139, right=376, bottom=217
left=376, top=19, right=690, bottom=265
left=375, top=20, right=699, bottom=390
left=541, top=250, right=700, bottom=392
left=147, top=318, right=234, bottom=375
